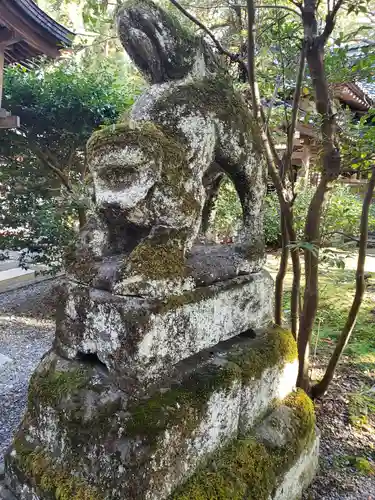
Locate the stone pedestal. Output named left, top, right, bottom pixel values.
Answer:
left=2, top=327, right=318, bottom=500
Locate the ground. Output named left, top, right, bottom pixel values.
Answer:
left=0, top=281, right=56, bottom=462
left=267, top=251, right=375, bottom=499
left=0, top=251, right=374, bottom=499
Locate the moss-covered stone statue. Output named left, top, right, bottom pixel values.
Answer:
left=0, top=2, right=319, bottom=499
left=67, top=0, right=265, bottom=298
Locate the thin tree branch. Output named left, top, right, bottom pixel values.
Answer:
left=242, top=4, right=302, bottom=17
left=312, top=165, right=375, bottom=398
left=320, top=0, right=345, bottom=43
left=9, top=132, right=73, bottom=192
left=286, top=43, right=306, bottom=163
left=168, top=0, right=239, bottom=60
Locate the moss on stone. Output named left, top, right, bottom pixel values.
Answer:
left=28, top=364, right=89, bottom=410
left=170, top=389, right=316, bottom=499
left=126, top=362, right=240, bottom=445
left=126, top=232, right=186, bottom=280
left=151, top=75, right=255, bottom=145
left=13, top=439, right=101, bottom=500
left=228, top=325, right=298, bottom=382
left=270, top=389, right=316, bottom=475
left=171, top=438, right=275, bottom=500
left=284, top=388, right=316, bottom=448
left=88, top=119, right=199, bottom=221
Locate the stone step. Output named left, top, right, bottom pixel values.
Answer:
left=3, top=327, right=300, bottom=500
left=0, top=268, right=36, bottom=293
left=0, top=267, right=60, bottom=294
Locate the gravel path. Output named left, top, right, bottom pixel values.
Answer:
left=0, top=281, right=57, bottom=460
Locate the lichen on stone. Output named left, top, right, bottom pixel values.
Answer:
left=12, top=438, right=101, bottom=500
left=125, top=228, right=188, bottom=280
left=28, top=361, right=90, bottom=410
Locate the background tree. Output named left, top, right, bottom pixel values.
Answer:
left=167, top=0, right=375, bottom=395
left=0, top=59, right=140, bottom=269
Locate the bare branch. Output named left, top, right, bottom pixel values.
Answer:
left=9, top=132, right=73, bottom=192
left=286, top=43, right=306, bottom=163
left=320, top=0, right=345, bottom=43
left=243, top=4, right=302, bottom=17
left=168, top=0, right=237, bottom=60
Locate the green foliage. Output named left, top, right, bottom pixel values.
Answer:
left=264, top=185, right=375, bottom=247
left=284, top=267, right=375, bottom=365
left=348, top=385, right=375, bottom=429
left=0, top=59, right=139, bottom=271
left=337, top=455, right=375, bottom=476
left=212, top=178, right=242, bottom=240
left=211, top=182, right=373, bottom=248
left=264, top=193, right=281, bottom=246
left=3, top=59, right=134, bottom=143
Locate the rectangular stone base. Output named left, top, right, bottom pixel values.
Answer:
left=3, top=327, right=299, bottom=500
left=55, top=271, right=273, bottom=384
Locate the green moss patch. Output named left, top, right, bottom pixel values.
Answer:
left=126, top=230, right=187, bottom=280
left=171, top=389, right=316, bottom=500
left=28, top=363, right=89, bottom=410
left=126, top=362, right=241, bottom=445
left=13, top=439, right=101, bottom=500
left=229, top=325, right=298, bottom=382
left=171, top=438, right=275, bottom=500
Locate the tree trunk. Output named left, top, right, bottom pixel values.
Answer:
left=275, top=215, right=289, bottom=326
left=78, top=206, right=87, bottom=229
left=297, top=175, right=329, bottom=390
left=200, top=172, right=224, bottom=237
left=311, top=166, right=375, bottom=398
left=297, top=1, right=342, bottom=389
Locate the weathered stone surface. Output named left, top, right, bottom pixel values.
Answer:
left=254, top=405, right=296, bottom=448
left=2, top=2, right=320, bottom=498
left=239, top=360, right=299, bottom=432
left=166, top=389, right=319, bottom=499
left=3, top=328, right=299, bottom=500
left=67, top=0, right=266, bottom=291
left=0, top=353, right=12, bottom=369
left=272, top=432, right=320, bottom=500
left=55, top=271, right=274, bottom=384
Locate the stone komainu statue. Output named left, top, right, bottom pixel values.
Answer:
left=69, top=0, right=265, bottom=297
left=1, top=2, right=319, bottom=500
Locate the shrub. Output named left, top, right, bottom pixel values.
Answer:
left=214, top=182, right=374, bottom=247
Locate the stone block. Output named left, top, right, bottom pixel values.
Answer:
left=55, top=270, right=274, bottom=385
left=169, top=389, right=319, bottom=500
left=239, top=360, right=299, bottom=432
left=3, top=328, right=298, bottom=500
left=272, top=431, right=320, bottom=500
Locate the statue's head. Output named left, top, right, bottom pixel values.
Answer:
left=116, top=0, right=199, bottom=83
left=87, top=122, right=163, bottom=210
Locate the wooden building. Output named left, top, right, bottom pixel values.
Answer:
left=0, top=0, right=74, bottom=128
left=275, top=82, right=375, bottom=186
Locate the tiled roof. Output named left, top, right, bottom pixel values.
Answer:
left=0, top=0, right=74, bottom=66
